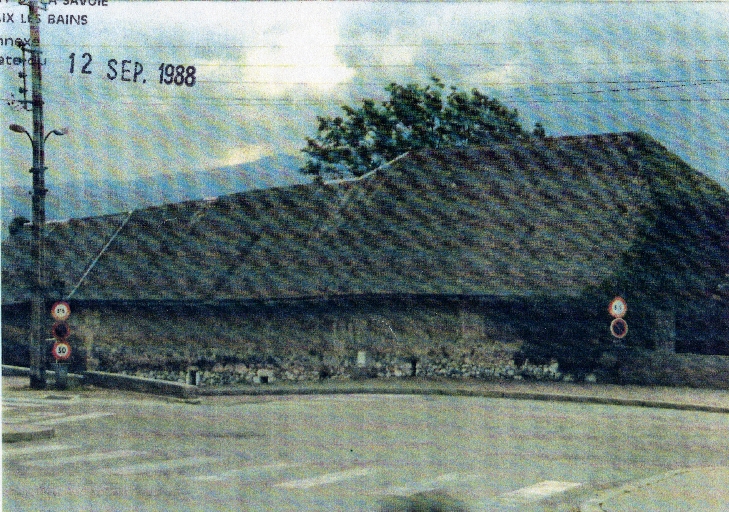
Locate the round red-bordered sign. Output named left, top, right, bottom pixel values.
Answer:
left=51, top=301, right=71, bottom=321
left=608, top=297, right=627, bottom=318
left=52, top=321, right=71, bottom=341
left=52, top=341, right=71, bottom=361
left=610, top=318, right=628, bottom=339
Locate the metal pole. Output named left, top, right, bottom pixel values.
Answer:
left=28, top=0, right=47, bottom=389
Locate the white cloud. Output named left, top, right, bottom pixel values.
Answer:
left=207, top=144, right=275, bottom=169
left=240, top=5, right=355, bottom=95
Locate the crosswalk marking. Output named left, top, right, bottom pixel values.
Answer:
left=500, top=480, right=582, bottom=503
left=276, top=467, right=373, bottom=489
left=2, top=400, right=47, bottom=409
left=34, top=412, right=115, bottom=426
left=191, top=462, right=294, bottom=482
left=24, top=450, right=145, bottom=468
left=3, top=396, right=77, bottom=406
left=110, top=456, right=219, bottom=475
left=3, top=412, right=67, bottom=424
left=3, top=443, right=75, bottom=458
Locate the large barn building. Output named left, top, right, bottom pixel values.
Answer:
left=3, top=132, right=728, bottom=379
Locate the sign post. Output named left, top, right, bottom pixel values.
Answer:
left=609, top=297, right=628, bottom=340
left=50, top=302, right=71, bottom=390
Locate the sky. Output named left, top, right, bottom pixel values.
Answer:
left=1, top=1, right=728, bottom=225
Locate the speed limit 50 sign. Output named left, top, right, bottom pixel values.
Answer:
left=52, top=341, right=72, bottom=361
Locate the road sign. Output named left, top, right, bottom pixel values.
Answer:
left=52, top=341, right=72, bottom=361
left=610, top=318, right=628, bottom=339
left=52, top=321, right=71, bottom=341
left=51, top=301, right=71, bottom=321
left=608, top=297, right=627, bottom=318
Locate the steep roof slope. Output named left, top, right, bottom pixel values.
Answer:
left=3, top=132, right=727, bottom=305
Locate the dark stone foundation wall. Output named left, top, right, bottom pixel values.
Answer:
left=3, top=296, right=727, bottom=387
left=3, top=297, right=556, bottom=383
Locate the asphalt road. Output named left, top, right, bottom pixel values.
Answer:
left=4, top=389, right=729, bottom=511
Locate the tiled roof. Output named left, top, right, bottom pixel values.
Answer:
left=3, top=132, right=727, bottom=305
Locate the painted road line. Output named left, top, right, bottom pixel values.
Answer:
left=276, top=467, right=373, bottom=489
left=500, top=481, right=582, bottom=503
left=3, top=412, right=67, bottom=424
left=2, top=400, right=47, bottom=408
left=3, top=396, right=76, bottom=406
left=3, top=444, right=75, bottom=458
left=111, top=456, right=220, bottom=476
left=24, top=450, right=145, bottom=468
left=34, top=412, right=115, bottom=426
left=191, top=462, right=295, bottom=482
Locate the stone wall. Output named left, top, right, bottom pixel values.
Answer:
left=109, top=345, right=563, bottom=387
left=4, top=298, right=726, bottom=388
left=609, top=350, right=729, bottom=389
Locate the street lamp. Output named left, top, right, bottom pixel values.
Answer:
left=9, top=122, right=67, bottom=389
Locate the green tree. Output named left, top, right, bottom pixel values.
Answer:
left=302, top=76, right=534, bottom=179
left=8, top=216, right=30, bottom=236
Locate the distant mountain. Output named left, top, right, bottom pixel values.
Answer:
left=1, top=154, right=308, bottom=235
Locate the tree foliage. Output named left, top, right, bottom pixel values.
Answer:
left=302, top=77, right=533, bottom=179
left=8, top=216, right=30, bottom=236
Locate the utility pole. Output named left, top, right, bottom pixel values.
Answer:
left=14, top=0, right=48, bottom=389
left=27, top=0, right=47, bottom=389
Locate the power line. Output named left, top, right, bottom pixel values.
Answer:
left=194, top=58, right=728, bottom=68
left=196, top=78, right=728, bottom=87
left=40, top=94, right=729, bottom=107
left=6, top=68, right=728, bottom=108
left=41, top=40, right=600, bottom=49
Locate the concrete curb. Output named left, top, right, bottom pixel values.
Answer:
left=579, top=467, right=729, bottom=512
left=2, top=366, right=196, bottom=399
left=197, top=385, right=729, bottom=414
left=2, top=364, right=85, bottom=387
left=83, top=370, right=198, bottom=399
left=4, top=366, right=728, bottom=413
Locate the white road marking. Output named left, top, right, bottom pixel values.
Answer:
left=34, top=412, right=115, bottom=426
left=2, top=400, right=47, bottom=408
left=4, top=396, right=77, bottom=406
left=276, top=467, right=373, bottom=489
left=3, top=412, right=67, bottom=424
left=191, top=462, right=294, bottom=482
left=500, top=480, right=582, bottom=502
left=24, top=450, right=145, bottom=468
left=111, top=456, right=219, bottom=475
left=3, top=443, right=75, bottom=458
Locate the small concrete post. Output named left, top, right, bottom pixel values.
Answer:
left=186, top=368, right=199, bottom=386
left=54, top=362, right=69, bottom=390
left=653, top=309, right=676, bottom=353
